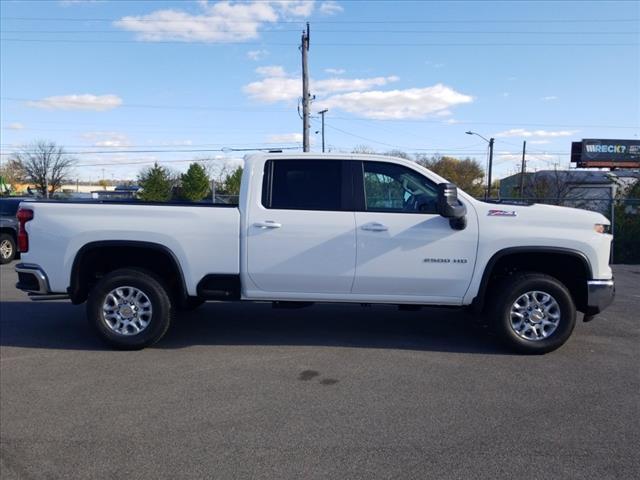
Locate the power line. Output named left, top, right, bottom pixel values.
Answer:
left=320, top=122, right=407, bottom=149
left=3, top=94, right=636, bottom=130
left=2, top=38, right=637, bottom=46
left=0, top=146, right=301, bottom=156
left=3, top=17, right=638, bottom=24
left=0, top=142, right=299, bottom=149
left=3, top=29, right=638, bottom=35
left=1, top=97, right=292, bottom=113
left=329, top=116, right=639, bottom=130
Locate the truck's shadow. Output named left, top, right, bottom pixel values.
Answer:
left=0, top=301, right=506, bottom=354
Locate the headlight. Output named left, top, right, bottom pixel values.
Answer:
left=594, top=224, right=611, bottom=234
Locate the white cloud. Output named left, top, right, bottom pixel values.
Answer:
left=529, top=139, right=551, bottom=145
left=315, top=76, right=399, bottom=95
left=502, top=92, right=510, bottom=98
left=244, top=67, right=472, bottom=120
left=317, top=84, right=473, bottom=120
left=115, top=1, right=315, bottom=43
left=275, top=0, right=315, bottom=17
left=324, top=68, right=345, bottom=75
left=267, top=133, right=303, bottom=143
left=319, top=1, right=343, bottom=15
left=495, top=128, right=578, bottom=138
left=255, top=65, right=287, bottom=77
left=82, top=131, right=131, bottom=147
left=247, top=49, right=268, bottom=60
left=243, top=75, right=301, bottom=103
left=5, top=123, right=25, bottom=130
left=541, top=95, right=558, bottom=101
left=244, top=67, right=400, bottom=103
left=28, top=94, right=122, bottom=111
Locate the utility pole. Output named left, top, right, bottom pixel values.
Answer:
left=486, top=137, right=495, bottom=200
left=318, top=109, right=328, bottom=152
left=301, top=22, right=310, bottom=152
left=519, top=140, right=527, bottom=198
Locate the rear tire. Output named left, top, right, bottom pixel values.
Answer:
left=489, top=272, right=576, bottom=354
left=0, top=234, right=16, bottom=264
left=87, top=268, right=173, bottom=350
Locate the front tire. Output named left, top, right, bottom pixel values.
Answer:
left=87, top=268, right=173, bottom=350
left=0, top=234, right=16, bottom=264
left=490, top=273, right=576, bottom=354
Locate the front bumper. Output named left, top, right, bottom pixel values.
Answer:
left=15, top=263, right=50, bottom=294
left=586, top=279, right=615, bottom=315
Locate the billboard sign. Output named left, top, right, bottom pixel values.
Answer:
left=572, top=139, right=640, bottom=168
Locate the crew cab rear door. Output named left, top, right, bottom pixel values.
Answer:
left=245, top=159, right=357, bottom=294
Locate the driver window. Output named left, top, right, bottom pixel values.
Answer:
left=363, top=161, right=438, bottom=214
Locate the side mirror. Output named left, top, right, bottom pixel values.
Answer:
left=437, top=183, right=467, bottom=230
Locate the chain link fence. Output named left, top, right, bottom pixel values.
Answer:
left=496, top=197, right=640, bottom=264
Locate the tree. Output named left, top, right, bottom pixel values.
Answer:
left=220, top=166, right=243, bottom=196
left=351, top=145, right=377, bottom=154
left=384, top=149, right=412, bottom=160
left=97, top=179, right=109, bottom=190
left=138, top=163, right=172, bottom=201
left=0, top=158, right=24, bottom=185
left=180, top=163, right=210, bottom=201
left=612, top=178, right=640, bottom=263
left=521, top=168, right=582, bottom=205
left=9, top=141, right=75, bottom=197
left=416, top=155, right=485, bottom=197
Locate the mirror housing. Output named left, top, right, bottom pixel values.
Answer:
left=437, top=183, right=467, bottom=230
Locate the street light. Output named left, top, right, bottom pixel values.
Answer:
left=466, top=131, right=495, bottom=200
left=318, top=109, right=328, bottom=152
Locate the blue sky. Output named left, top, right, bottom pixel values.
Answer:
left=1, top=0, right=638, bottom=182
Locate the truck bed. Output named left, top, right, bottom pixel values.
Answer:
left=19, top=201, right=241, bottom=296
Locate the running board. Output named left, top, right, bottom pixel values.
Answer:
left=28, top=293, right=70, bottom=301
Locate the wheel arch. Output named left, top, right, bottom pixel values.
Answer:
left=472, top=247, right=593, bottom=313
left=69, top=240, right=188, bottom=304
left=0, top=227, right=17, bottom=240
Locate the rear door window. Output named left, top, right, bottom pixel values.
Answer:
left=262, top=160, right=349, bottom=211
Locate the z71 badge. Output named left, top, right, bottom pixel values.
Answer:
left=488, top=209, right=517, bottom=217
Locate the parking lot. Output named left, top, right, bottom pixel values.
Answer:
left=0, top=263, right=638, bottom=479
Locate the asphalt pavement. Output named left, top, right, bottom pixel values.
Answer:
left=1, top=263, right=638, bottom=479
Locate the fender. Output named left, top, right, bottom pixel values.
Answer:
left=69, top=240, right=188, bottom=303
left=471, top=246, right=593, bottom=312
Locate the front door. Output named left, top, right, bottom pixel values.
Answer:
left=352, top=161, right=478, bottom=303
left=246, top=159, right=357, bottom=294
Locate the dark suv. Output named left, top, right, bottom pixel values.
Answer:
left=0, top=198, right=28, bottom=264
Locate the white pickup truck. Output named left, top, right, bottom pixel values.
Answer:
left=14, top=153, right=614, bottom=353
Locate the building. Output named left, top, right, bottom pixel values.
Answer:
left=499, top=169, right=640, bottom=214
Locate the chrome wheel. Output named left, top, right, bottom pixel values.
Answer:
left=0, top=239, right=13, bottom=260
left=510, top=290, right=561, bottom=341
left=102, top=286, right=153, bottom=336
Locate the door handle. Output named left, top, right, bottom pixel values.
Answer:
left=254, top=221, right=282, bottom=229
left=361, top=222, right=388, bottom=232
